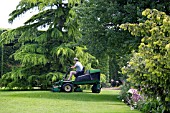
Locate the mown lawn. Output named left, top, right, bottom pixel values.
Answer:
left=0, top=89, right=141, bottom=113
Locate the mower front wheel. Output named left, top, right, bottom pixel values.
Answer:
left=62, top=83, right=73, bottom=92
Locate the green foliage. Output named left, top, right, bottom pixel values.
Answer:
left=76, top=0, right=170, bottom=80
left=138, top=99, right=166, bottom=113
left=121, top=9, right=170, bottom=112
left=118, top=81, right=131, bottom=102
left=2, top=0, right=169, bottom=93
left=76, top=0, right=135, bottom=79
left=0, top=0, right=98, bottom=89
left=0, top=29, right=19, bottom=78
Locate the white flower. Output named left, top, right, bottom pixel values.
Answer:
left=130, top=106, right=134, bottom=110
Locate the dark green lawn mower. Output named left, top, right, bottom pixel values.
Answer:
left=52, top=68, right=101, bottom=93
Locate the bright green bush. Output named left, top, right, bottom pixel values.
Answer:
left=121, top=9, right=170, bottom=112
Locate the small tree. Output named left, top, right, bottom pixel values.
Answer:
left=121, top=9, right=170, bottom=112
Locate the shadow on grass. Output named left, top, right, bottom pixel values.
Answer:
left=3, top=91, right=121, bottom=103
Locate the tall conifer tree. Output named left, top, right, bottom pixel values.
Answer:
left=0, top=0, right=97, bottom=89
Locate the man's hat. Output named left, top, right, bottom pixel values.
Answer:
left=74, top=57, right=79, bottom=61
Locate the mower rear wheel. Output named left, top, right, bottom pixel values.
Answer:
left=91, top=84, right=101, bottom=93
left=62, top=83, right=73, bottom=92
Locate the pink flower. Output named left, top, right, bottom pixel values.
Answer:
left=128, top=89, right=142, bottom=102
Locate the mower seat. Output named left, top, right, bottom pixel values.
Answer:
left=75, top=69, right=100, bottom=82
left=74, top=67, right=85, bottom=77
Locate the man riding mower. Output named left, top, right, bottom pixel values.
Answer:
left=52, top=58, right=101, bottom=93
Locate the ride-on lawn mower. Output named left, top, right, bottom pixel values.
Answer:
left=52, top=67, right=101, bottom=93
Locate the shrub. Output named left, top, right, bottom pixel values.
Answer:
left=121, top=9, right=170, bottom=112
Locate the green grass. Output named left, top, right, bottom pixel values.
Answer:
left=0, top=89, right=141, bottom=113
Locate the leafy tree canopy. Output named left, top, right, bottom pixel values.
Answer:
left=0, top=0, right=98, bottom=89
left=76, top=0, right=170, bottom=80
